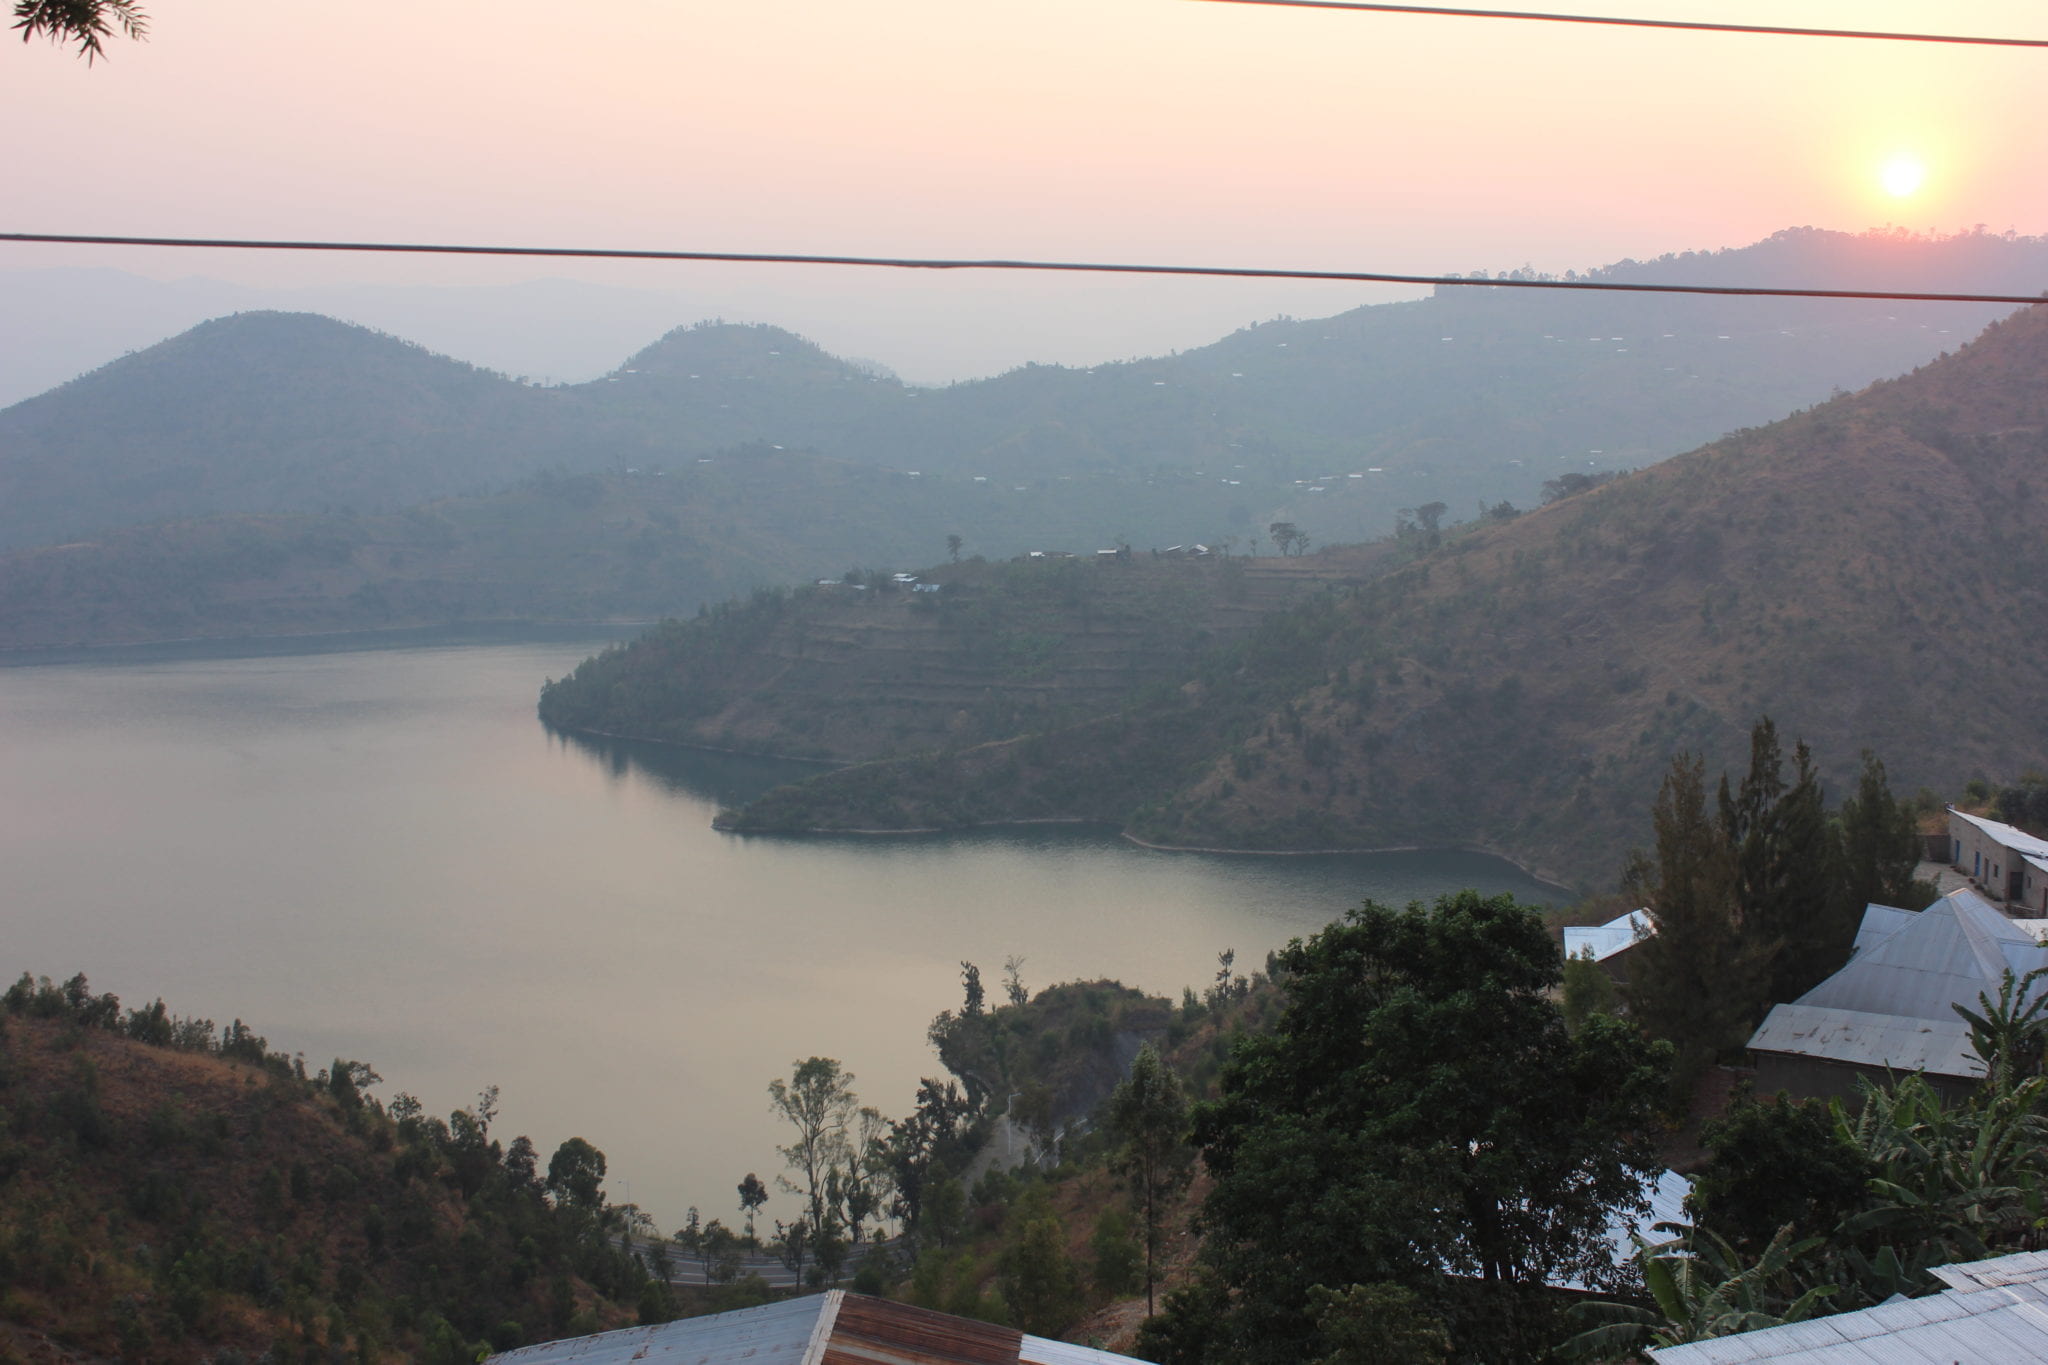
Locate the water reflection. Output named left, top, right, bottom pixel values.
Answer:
left=545, top=725, right=830, bottom=809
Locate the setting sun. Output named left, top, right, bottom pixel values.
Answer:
left=1880, top=154, right=1928, bottom=198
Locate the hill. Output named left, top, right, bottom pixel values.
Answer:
left=0, top=312, right=594, bottom=551
left=707, top=301, right=2048, bottom=888
left=0, top=446, right=1304, bottom=653
left=537, top=547, right=1392, bottom=764
left=0, top=973, right=654, bottom=1362
left=7, top=228, right=2047, bottom=565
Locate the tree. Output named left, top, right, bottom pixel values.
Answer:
left=886, top=1078, right=978, bottom=1231
left=545, top=1137, right=607, bottom=1211
left=1624, top=752, right=1763, bottom=1088
left=946, top=534, right=964, bottom=563
left=1838, top=750, right=1925, bottom=912
left=1002, top=954, right=1028, bottom=1008
left=737, top=1172, right=769, bottom=1240
left=959, top=961, right=985, bottom=1017
left=768, top=1058, right=858, bottom=1241
left=1162, top=891, right=1669, bottom=1362
left=13, top=0, right=147, bottom=61
left=1108, top=1045, right=1193, bottom=1315
left=1719, top=719, right=1850, bottom=1005
left=1001, top=1186, right=1084, bottom=1336
left=1267, top=521, right=1301, bottom=556
left=1690, top=1092, right=1876, bottom=1256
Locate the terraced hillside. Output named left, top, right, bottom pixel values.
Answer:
left=710, top=303, right=2048, bottom=888
left=538, top=547, right=1394, bottom=764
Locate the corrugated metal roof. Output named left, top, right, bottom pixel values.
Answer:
left=1790, top=888, right=2045, bottom=1023
left=485, top=1293, right=1152, bottom=1365
left=1551, top=1168, right=1694, bottom=1292
left=1949, top=807, right=2048, bottom=859
left=823, top=1293, right=1019, bottom=1365
left=1019, top=1338, right=1158, bottom=1365
left=1749, top=1003, right=1981, bottom=1079
left=1648, top=1250, right=2048, bottom=1362
left=1564, top=908, right=1653, bottom=964
left=486, top=1294, right=829, bottom=1364
left=1851, top=903, right=1917, bottom=956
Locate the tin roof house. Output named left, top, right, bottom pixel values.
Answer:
left=1746, top=887, right=2048, bottom=1104
left=1648, top=1249, right=2048, bottom=1363
left=1563, top=907, right=1654, bottom=984
left=1947, top=806, right=2048, bottom=913
left=484, top=1291, right=1147, bottom=1365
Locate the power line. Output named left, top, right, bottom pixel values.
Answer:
left=1187, top=0, right=2048, bottom=49
left=3, top=231, right=2043, bottom=306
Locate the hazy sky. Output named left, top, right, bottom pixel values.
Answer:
left=6, top=0, right=2047, bottom=381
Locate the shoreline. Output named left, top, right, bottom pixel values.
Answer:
left=0, top=618, right=656, bottom=668
left=712, top=814, right=1579, bottom=896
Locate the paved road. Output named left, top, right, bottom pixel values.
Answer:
left=628, top=1236, right=897, bottom=1289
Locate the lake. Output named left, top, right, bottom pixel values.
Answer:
left=0, top=636, right=1567, bottom=1229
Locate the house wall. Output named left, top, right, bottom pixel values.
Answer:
left=1950, top=811, right=2029, bottom=905
left=1754, top=1052, right=1977, bottom=1108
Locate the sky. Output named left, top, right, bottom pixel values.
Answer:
left=6, top=0, right=2048, bottom=386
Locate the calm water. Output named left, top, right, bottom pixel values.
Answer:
left=0, top=638, right=1564, bottom=1228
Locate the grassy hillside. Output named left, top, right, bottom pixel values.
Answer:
left=8, top=229, right=2045, bottom=563
left=539, top=547, right=1392, bottom=763
left=715, top=302, right=2048, bottom=888
left=0, top=447, right=1288, bottom=652
left=0, top=973, right=652, bottom=1363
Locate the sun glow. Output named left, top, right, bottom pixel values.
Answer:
left=1880, top=154, right=1927, bottom=198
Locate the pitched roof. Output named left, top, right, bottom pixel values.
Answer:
left=1790, top=888, right=2043, bottom=1022
left=1850, top=902, right=1916, bottom=956
left=483, top=1291, right=1147, bottom=1365
left=1746, top=888, right=2048, bottom=1080
left=1948, top=806, right=2048, bottom=859
left=1647, top=1250, right=2048, bottom=1362
left=1563, top=908, right=1653, bottom=964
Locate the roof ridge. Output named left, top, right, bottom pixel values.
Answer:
left=802, top=1290, right=845, bottom=1365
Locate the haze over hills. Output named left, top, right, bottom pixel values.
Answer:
left=561, top=298, right=2048, bottom=890
left=6, top=227, right=2046, bottom=566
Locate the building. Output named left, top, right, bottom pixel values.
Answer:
left=1562, top=907, right=1653, bottom=985
left=1746, top=887, right=2048, bottom=1104
left=1947, top=805, right=2048, bottom=911
left=1648, top=1249, right=2048, bottom=1362
left=484, top=1290, right=1147, bottom=1365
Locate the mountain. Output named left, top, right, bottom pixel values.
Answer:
left=7, top=228, right=2047, bottom=563
left=670, top=301, right=2048, bottom=889
left=0, top=311, right=586, bottom=549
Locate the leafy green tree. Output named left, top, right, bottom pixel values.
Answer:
left=1561, top=949, right=1619, bottom=1034
left=737, top=1172, right=768, bottom=1240
left=1307, top=1283, right=1451, bottom=1365
left=960, top=961, right=986, bottom=1017
left=885, top=1078, right=978, bottom=1231
left=1091, top=1207, right=1141, bottom=1296
left=545, top=1137, right=607, bottom=1210
left=1107, top=1043, right=1192, bottom=1315
left=13, top=0, right=146, bottom=61
left=1690, top=1093, right=1875, bottom=1256
left=1001, top=1186, right=1084, bottom=1336
left=947, top=534, right=964, bottom=563
left=1165, top=891, right=1669, bottom=1362
left=768, top=1057, right=857, bottom=1238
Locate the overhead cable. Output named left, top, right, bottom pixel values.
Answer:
left=1186, top=0, right=2048, bottom=49
left=2, top=231, right=2043, bottom=306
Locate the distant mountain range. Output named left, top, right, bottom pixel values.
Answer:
left=6, top=227, right=2046, bottom=558
left=564, top=294, right=2048, bottom=889
left=4, top=226, right=2046, bottom=657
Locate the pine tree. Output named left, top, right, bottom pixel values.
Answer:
left=1838, top=750, right=1923, bottom=912
left=1625, top=752, right=1761, bottom=1086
